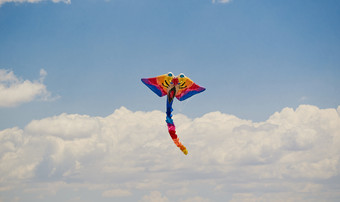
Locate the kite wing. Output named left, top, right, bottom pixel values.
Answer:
left=176, top=74, right=206, bottom=101
left=141, top=73, right=174, bottom=97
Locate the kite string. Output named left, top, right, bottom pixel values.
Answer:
left=166, top=100, right=188, bottom=155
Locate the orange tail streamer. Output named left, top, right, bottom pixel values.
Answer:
left=166, top=100, right=188, bottom=155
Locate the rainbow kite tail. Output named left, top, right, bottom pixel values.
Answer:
left=166, top=101, right=188, bottom=155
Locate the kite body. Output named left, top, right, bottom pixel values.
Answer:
left=141, top=72, right=205, bottom=155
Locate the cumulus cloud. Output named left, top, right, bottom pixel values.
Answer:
left=0, top=105, right=340, bottom=201
left=0, top=0, right=70, bottom=7
left=0, top=69, right=55, bottom=107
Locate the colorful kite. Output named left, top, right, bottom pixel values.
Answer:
left=141, top=72, right=206, bottom=155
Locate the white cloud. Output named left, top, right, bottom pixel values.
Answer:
left=0, top=0, right=70, bottom=7
left=25, top=113, right=101, bottom=140
left=140, top=191, right=169, bottom=202
left=0, top=69, right=55, bottom=107
left=0, top=105, right=340, bottom=201
left=102, top=188, right=132, bottom=197
left=212, top=0, right=232, bottom=4
left=181, top=196, right=212, bottom=202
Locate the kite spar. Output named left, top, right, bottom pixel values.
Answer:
left=141, top=72, right=205, bottom=155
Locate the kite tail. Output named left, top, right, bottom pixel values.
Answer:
left=166, top=100, right=188, bottom=155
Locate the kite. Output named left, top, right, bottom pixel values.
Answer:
left=141, top=72, right=206, bottom=155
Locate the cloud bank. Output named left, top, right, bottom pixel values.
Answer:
left=0, top=69, right=54, bottom=107
left=0, top=0, right=70, bottom=7
left=0, top=105, right=340, bottom=201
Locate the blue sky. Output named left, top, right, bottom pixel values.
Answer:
left=0, top=0, right=340, bottom=202
left=0, top=0, right=339, bottom=128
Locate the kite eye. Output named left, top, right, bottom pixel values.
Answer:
left=167, top=72, right=173, bottom=77
left=179, top=73, right=185, bottom=78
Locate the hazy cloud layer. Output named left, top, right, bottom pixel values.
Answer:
left=0, top=69, right=54, bottom=107
left=0, top=0, right=70, bottom=7
left=0, top=105, right=340, bottom=201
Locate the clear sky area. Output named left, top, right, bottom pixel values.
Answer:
left=0, top=0, right=340, bottom=201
